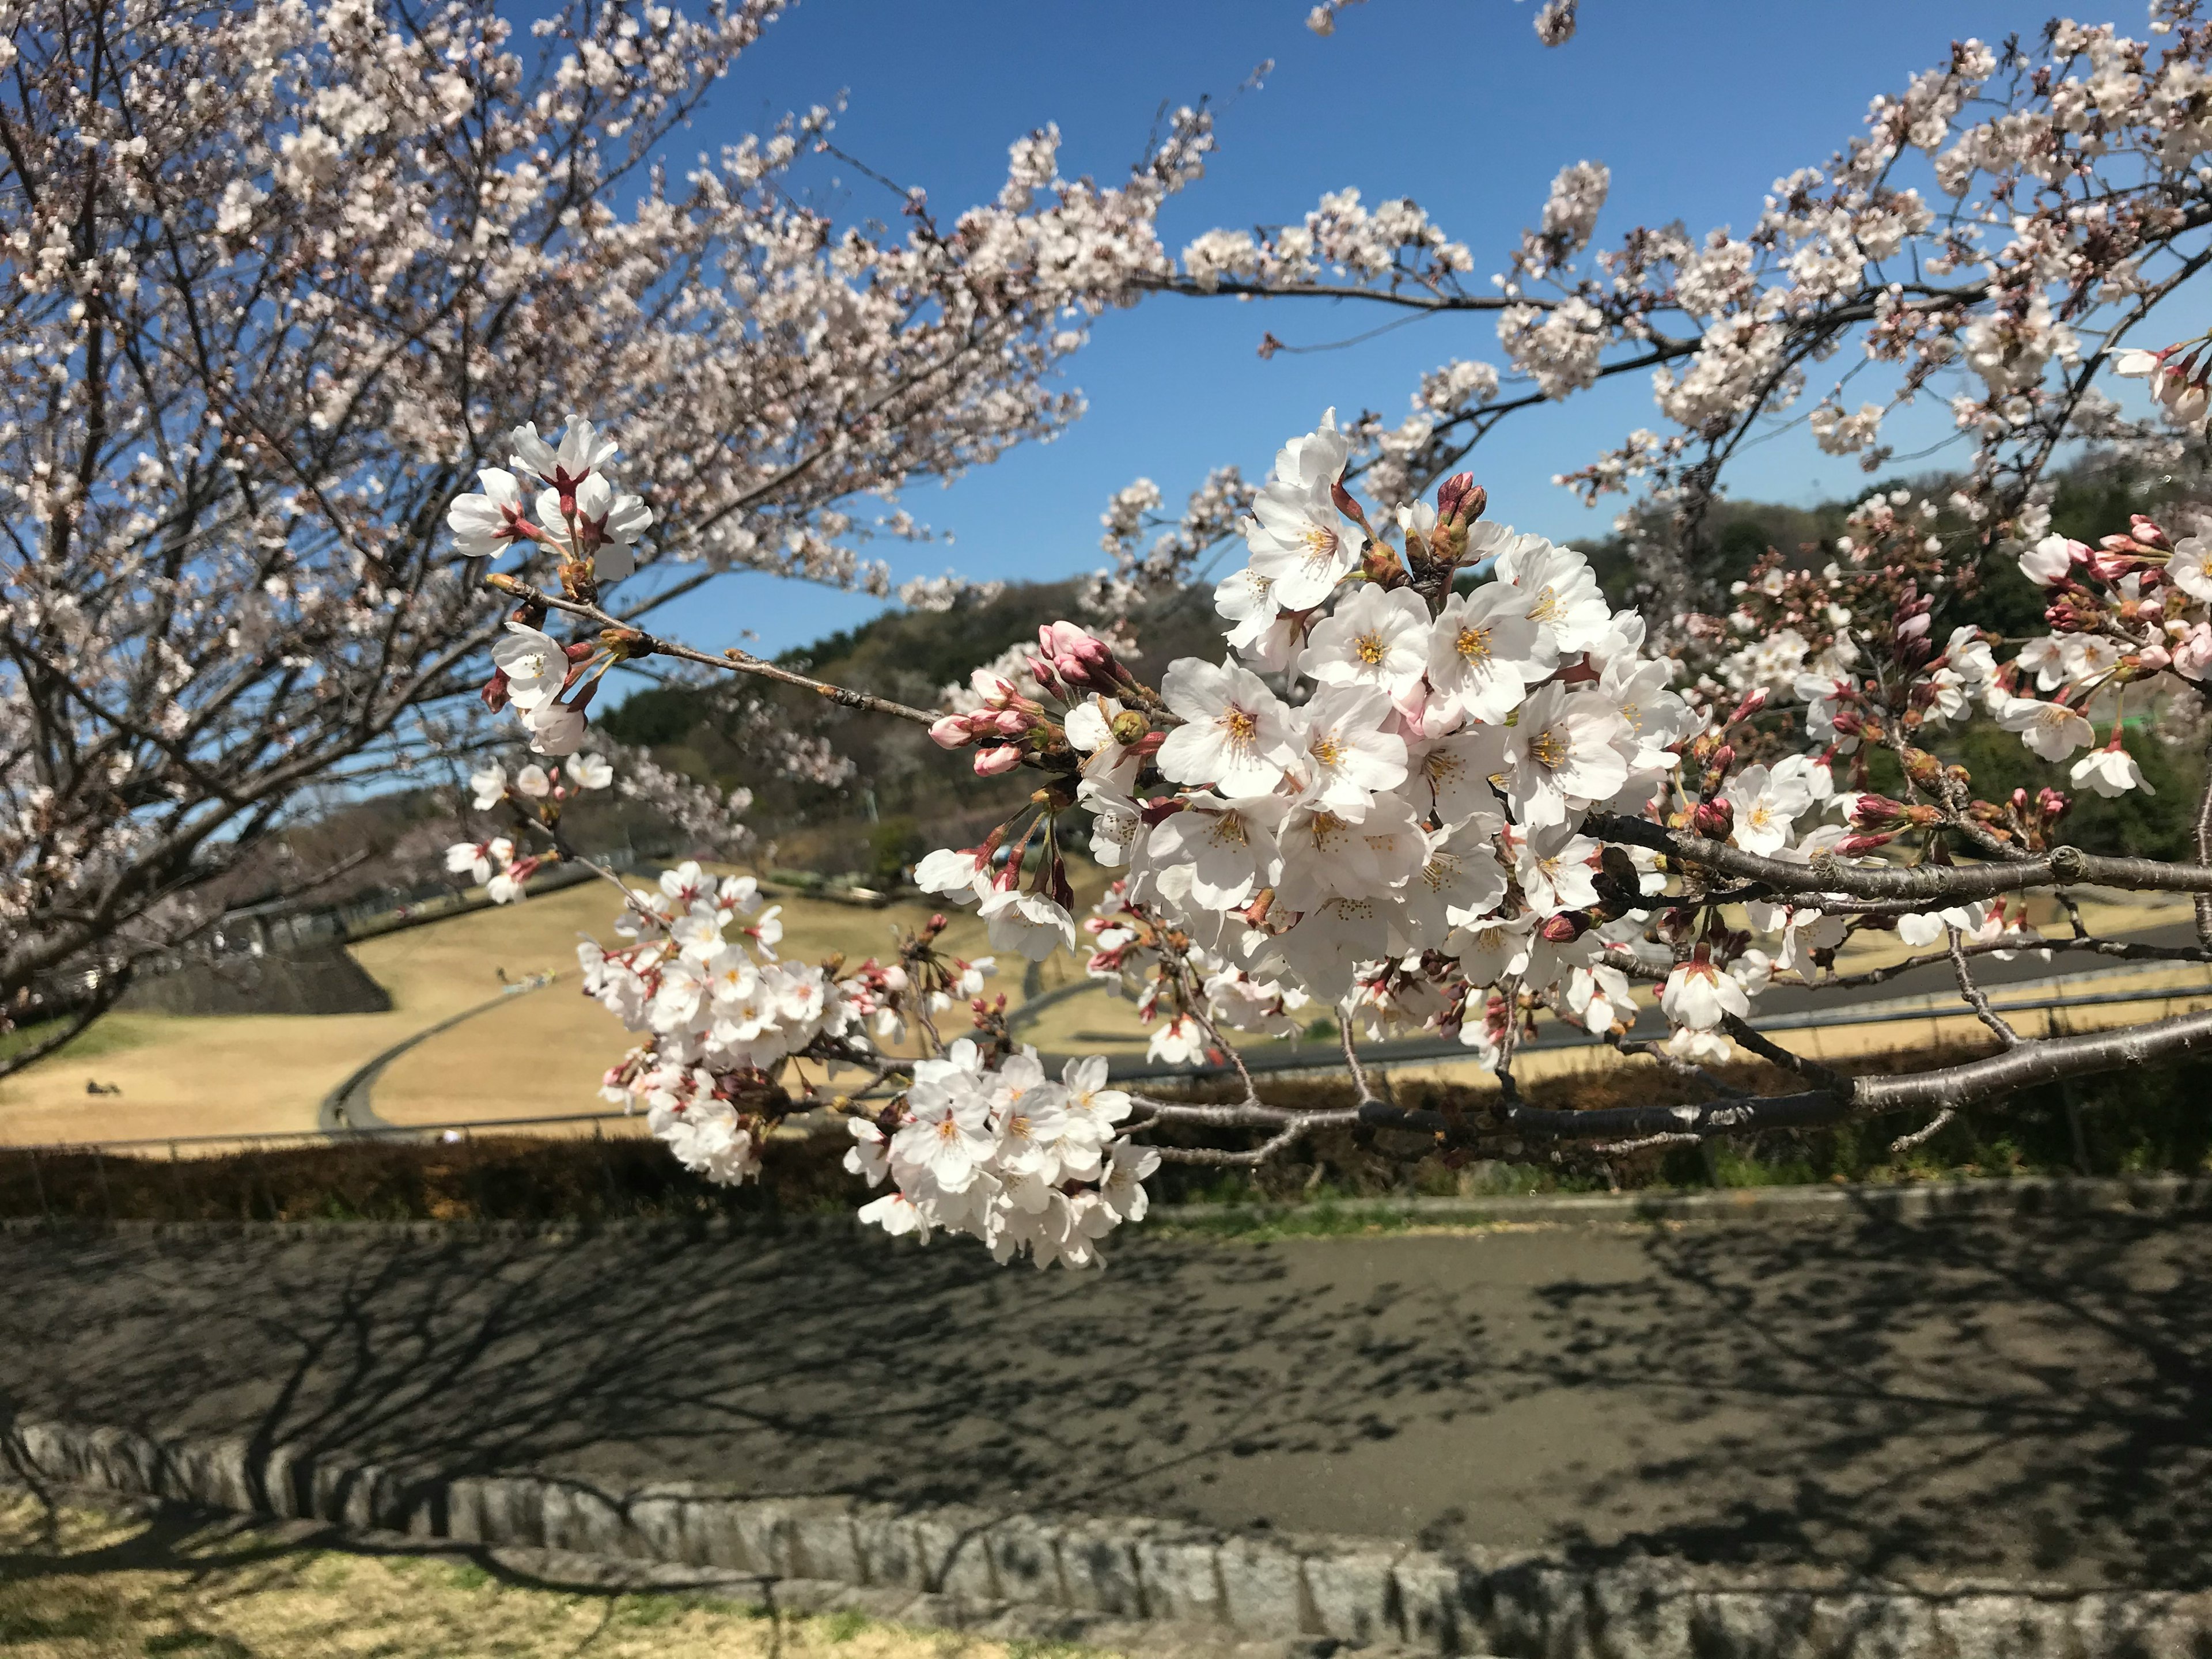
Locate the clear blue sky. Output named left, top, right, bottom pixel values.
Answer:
left=627, top=0, right=2056, bottom=663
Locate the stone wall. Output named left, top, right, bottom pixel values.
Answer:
left=118, top=946, right=392, bottom=1017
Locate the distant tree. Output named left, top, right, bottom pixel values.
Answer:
left=0, top=0, right=1215, bottom=1069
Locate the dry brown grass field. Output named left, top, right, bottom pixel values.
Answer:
left=0, top=1492, right=1107, bottom=1659
left=0, top=868, right=2200, bottom=1152
left=0, top=863, right=1120, bottom=1150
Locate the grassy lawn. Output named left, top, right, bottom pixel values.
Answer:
left=0, top=1492, right=1105, bottom=1659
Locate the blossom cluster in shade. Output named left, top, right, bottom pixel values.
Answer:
left=843, top=1044, right=1158, bottom=1268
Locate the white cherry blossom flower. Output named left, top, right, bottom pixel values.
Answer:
left=1995, top=695, right=2095, bottom=761
left=979, top=888, right=1078, bottom=960
left=1157, top=659, right=1294, bottom=798
left=493, top=620, right=567, bottom=711
left=1285, top=685, right=1407, bottom=818
left=1661, top=955, right=1751, bottom=1031
left=916, top=847, right=991, bottom=905
left=1141, top=794, right=1283, bottom=910
left=1504, top=682, right=1631, bottom=829
left=1425, top=584, right=1556, bottom=723
left=1515, top=824, right=1601, bottom=914
left=1305, top=582, right=1431, bottom=700
left=1723, top=763, right=1814, bottom=856
left=1494, top=535, right=1611, bottom=655
left=2071, top=744, right=2152, bottom=797
left=446, top=468, right=534, bottom=559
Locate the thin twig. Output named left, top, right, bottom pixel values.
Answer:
left=1588, top=1131, right=1706, bottom=1154
left=1890, top=1108, right=1957, bottom=1153
left=1338, top=1007, right=1381, bottom=1103
left=494, top=576, right=942, bottom=726
left=1947, top=926, right=2020, bottom=1048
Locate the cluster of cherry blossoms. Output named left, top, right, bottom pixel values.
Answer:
left=843, top=1044, right=1158, bottom=1268
left=921, top=411, right=1729, bottom=1067
left=444, top=754, right=613, bottom=902
left=430, top=388, right=2212, bottom=1266
left=571, top=859, right=1159, bottom=1267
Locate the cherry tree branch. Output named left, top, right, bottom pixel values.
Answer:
left=490, top=576, right=941, bottom=728
left=1585, top=813, right=2212, bottom=902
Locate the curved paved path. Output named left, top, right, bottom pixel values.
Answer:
left=316, top=978, right=558, bottom=1134
left=3, top=1209, right=2206, bottom=1593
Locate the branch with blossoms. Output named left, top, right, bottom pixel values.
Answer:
left=2, top=0, right=1253, bottom=1075
left=430, top=403, right=2212, bottom=1268
left=1092, top=13, right=2212, bottom=618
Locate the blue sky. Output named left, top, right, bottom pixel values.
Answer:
left=627, top=0, right=2058, bottom=662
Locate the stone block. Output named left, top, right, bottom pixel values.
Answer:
left=1132, top=1529, right=1224, bottom=1625
left=786, top=1503, right=861, bottom=1584
left=982, top=1515, right=1063, bottom=1607
left=1052, top=1519, right=1143, bottom=1618
left=477, top=1475, right=546, bottom=1548
left=542, top=1484, right=623, bottom=1557
left=1391, top=1551, right=1472, bottom=1654
left=1217, top=1535, right=1309, bottom=1640
left=627, top=1493, right=691, bottom=1565
left=204, top=1438, right=258, bottom=1515
left=733, top=1500, right=797, bottom=1578
left=260, top=1443, right=311, bottom=1521
left=685, top=1498, right=749, bottom=1571
left=905, top=1508, right=998, bottom=1602
left=444, top=1476, right=487, bottom=1544
left=849, top=1506, right=925, bottom=1591
left=1300, top=1546, right=1403, bottom=1647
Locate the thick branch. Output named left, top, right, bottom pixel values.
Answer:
left=1587, top=813, right=2212, bottom=902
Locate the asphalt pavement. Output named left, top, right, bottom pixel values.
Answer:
left=2, top=1209, right=2206, bottom=1593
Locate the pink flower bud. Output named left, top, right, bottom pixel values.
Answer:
left=1725, top=688, right=1770, bottom=727
left=973, top=745, right=1025, bottom=777
left=929, top=715, right=974, bottom=749
left=1435, top=473, right=1482, bottom=524
left=1691, top=798, right=1735, bottom=840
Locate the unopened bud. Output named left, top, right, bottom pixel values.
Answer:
left=929, top=715, right=974, bottom=750
left=974, top=745, right=1025, bottom=777
left=1902, top=747, right=1942, bottom=789
left=1691, top=798, right=1735, bottom=840
left=1725, top=688, right=1770, bottom=727
left=1539, top=911, right=1590, bottom=942
left=1837, top=831, right=1900, bottom=855
left=1435, top=474, right=1484, bottom=526
left=1850, top=793, right=1906, bottom=830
